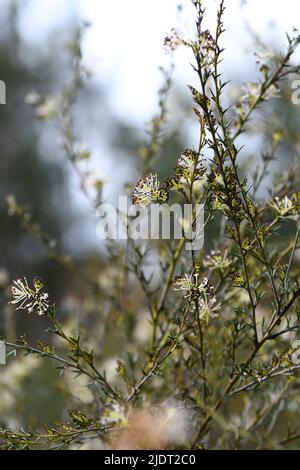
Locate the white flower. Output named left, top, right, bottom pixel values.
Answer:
left=270, top=195, right=297, bottom=217
left=255, top=50, right=275, bottom=67
left=241, top=82, right=281, bottom=106
left=204, top=250, right=232, bottom=272
left=35, top=96, right=58, bottom=120
left=10, top=277, right=50, bottom=316
left=132, top=174, right=168, bottom=207
left=236, top=81, right=281, bottom=118
left=198, top=295, right=221, bottom=325
left=25, top=91, right=42, bottom=106
left=240, top=83, right=261, bottom=104
left=264, top=84, right=281, bottom=100
left=84, top=169, right=107, bottom=188
left=173, top=272, right=220, bottom=324
left=163, top=29, right=184, bottom=53
left=176, top=149, right=206, bottom=183
left=173, top=273, right=213, bottom=300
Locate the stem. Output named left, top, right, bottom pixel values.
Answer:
left=191, top=288, right=300, bottom=448
left=127, top=305, right=190, bottom=403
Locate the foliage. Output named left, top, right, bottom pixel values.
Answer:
left=1, top=0, right=300, bottom=450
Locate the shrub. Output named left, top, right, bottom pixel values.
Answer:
left=1, top=0, right=300, bottom=450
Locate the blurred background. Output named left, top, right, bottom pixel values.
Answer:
left=0, top=0, right=300, bottom=434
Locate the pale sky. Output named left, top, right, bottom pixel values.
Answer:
left=15, top=0, right=300, bottom=123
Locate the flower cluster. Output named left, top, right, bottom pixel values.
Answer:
left=235, top=82, right=281, bottom=119
left=27, top=94, right=58, bottom=121
left=177, top=149, right=206, bottom=183
left=198, top=295, right=220, bottom=325
left=254, top=49, right=276, bottom=76
left=163, top=29, right=185, bottom=53
left=270, top=194, right=300, bottom=218
left=132, top=173, right=169, bottom=207
left=204, top=249, right=233, bottom=272
left=10, top=277, right=51, bottom=316
left=166, top=149, right=206, bottom=196
left=172, top=272, right=213, bottom=300
left=173, top=272, right=220, bottom=324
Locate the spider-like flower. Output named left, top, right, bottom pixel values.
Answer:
left=255, top=50, right=275, bottom=67
left=132, top=174, right=169, bottom=207
left=166, top=149, right=206, bottom=196
left=176, top=149, right=206, bottom=183
left=198, top=295, right=221, bottom=325
left=163, top=29, right=185, bottom=53
left=204, top=250, right=233, bottom=272
left=172, top=272, right=213, bottom=301
left=264, top=84, right=281, bottom=101
left=270, top=195, right=297, bottom=218
left=10, top=277, right=50, bottom=316
left=173, top=272, right=220, bottom=324
left=239, top=82, right=280, bottom=108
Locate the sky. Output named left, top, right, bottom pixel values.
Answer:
left=15, top=0, right=300, bottom=124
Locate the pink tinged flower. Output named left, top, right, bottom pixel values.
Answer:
left=163, top=29, right=184, bottom=53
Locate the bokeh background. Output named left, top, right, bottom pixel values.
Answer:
left=0, top=0, right=300, bottom=435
